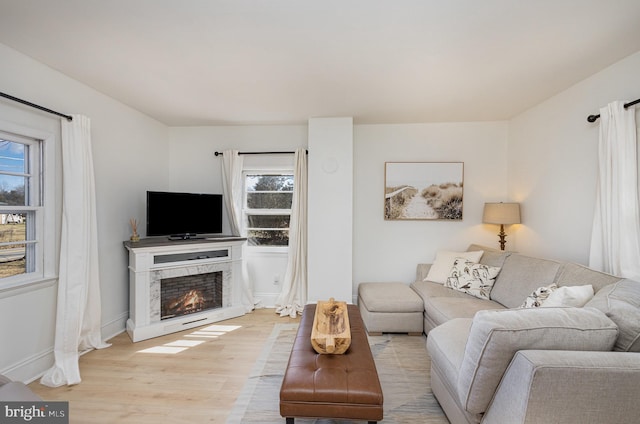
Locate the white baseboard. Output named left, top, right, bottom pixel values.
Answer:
left=101, top=311, right=129, bottom=342
left=252, top=291, right=280, bottom=309
left=1, top=348, right=53, bottom=384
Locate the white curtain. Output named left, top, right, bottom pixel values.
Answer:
left=275, top=149, right=308, bottom=318
left=221, top=150, right=244, bottom=236
left=589, top=101, right=640, bottom=280
left=41, top=115, right=110, bottom=387
left=221, top=149, right=254, bottom=311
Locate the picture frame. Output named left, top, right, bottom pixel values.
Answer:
left=384, top=162, right=464, bottom=220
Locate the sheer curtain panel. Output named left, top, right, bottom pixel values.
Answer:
left=41, top=115, right=109, bottom=387
left=221, top=149, right=243, bottom=236
left=275, top=148, right=308, bottom=317
left=221, top=149, right=254, bottom=311
left=589, top=101, right=640, bottom=280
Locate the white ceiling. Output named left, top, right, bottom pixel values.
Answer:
left=1, top=1, right=640, bottom=126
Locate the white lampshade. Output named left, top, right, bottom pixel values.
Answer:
left=482, top=202, right=521, bottom=225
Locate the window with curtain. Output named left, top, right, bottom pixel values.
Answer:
left=0, top=127, right=53, bottom=291
left=244, top=172, right=294, bottom=247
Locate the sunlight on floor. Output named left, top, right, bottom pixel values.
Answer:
left=137, top=324, right=242, bottom=354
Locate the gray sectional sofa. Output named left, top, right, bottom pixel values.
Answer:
left=410, top=244, right=640, bottom=424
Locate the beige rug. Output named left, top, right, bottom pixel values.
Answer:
left=227, top=323, right=448, bottom=423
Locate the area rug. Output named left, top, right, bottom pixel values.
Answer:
left=227, top=323, right=448, bottom=423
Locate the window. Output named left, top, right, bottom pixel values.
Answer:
left=0, top=130, right=44, bottom=286
left=244, top=173, right=294, bottom=246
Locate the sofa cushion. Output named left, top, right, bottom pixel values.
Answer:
left=490, top=254, right=563, bottom=308
left=466, top=244, right=513, bottom=268
left=457, top=307, right=618, bottom=415
left=445, top=258, right=501, bottom=300
left=423, top=296, right=505, bottom=327
left=555, top=262, right=621, bottom=293
left=411, top=280, right=473, bottom=301
left=585, top=279, right=640, bottom=352
left=358, top=282, right=424, bottom=312
left=415, top=263, right=432, bottom=282
left=425, top=250, right=484, bottom=284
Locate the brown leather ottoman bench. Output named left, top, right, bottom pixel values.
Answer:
left=279, top=303, right=383, bottom=423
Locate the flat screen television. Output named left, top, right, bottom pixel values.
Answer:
left=146, top=191, right=223, bottom=239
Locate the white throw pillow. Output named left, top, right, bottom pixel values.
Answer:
left=425, top=250, right=484, bottom=284
left=542, top=285, right=594, bottom=307
left=445, top=258, right=501, bottom=300
left=520, top=284, right=558, bottom=308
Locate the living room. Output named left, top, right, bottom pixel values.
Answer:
left=1, top=1, right=640, bottom=423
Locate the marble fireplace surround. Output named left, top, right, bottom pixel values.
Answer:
left=124, top=237, right=246, bottom=342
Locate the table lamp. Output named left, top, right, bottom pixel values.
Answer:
left=482, top=202, right=521, bottom=251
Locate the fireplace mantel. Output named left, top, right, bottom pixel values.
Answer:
left=124, top=236, right=246, bottom=342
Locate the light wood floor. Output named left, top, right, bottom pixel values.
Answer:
left=28, top=308, right=300, bottom=423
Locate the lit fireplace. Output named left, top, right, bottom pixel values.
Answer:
left=160, top=271, right=223, bottom=320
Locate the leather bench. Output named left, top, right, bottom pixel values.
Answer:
left=279, top=303, right=383, bottom=423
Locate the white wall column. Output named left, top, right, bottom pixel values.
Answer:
left=307, top=117, right=353, bottom=303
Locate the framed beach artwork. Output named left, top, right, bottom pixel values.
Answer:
left=384, top=162, right=464, bottom=220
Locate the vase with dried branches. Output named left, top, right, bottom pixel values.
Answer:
left=130, top=218, right=140, bottom=242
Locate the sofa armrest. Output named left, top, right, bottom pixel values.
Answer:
left=0, top=382, right=43, bottom=401
left=0, top=374, right=12, bottom=385
left=457, top=307, right=619, bottom=414
left=415, top=263, right=431, bottom=282
left=483, top=350, right=640, bottom=424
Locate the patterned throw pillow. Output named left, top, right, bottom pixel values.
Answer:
left=520, top=284, right=559, bottom=308
left=445, top=258, right=501, bottom=300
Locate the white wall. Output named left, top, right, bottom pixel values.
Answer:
left=508, top=50, right=640, bottom=263
left=307, top=118, right=353, bottom=303
left=0, top=43, right=168, bottom=381
left=353, top=122, right=509, bottom=295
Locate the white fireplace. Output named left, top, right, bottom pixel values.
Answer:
left=124, top=237, right=246, bottom=342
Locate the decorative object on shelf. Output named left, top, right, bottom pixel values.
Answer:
left=385, top=162, right=464, bottom=220
left=482, top=202, right=521, bottom=250
left=129, top=218, right=140, bottom=242
left=310, top=298, right=351, bottom=354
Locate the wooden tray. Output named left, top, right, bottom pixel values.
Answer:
left=310, top=298, right=351, bottom=354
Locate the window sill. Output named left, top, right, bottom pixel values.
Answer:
left=0, top=276, right=57, bottom=299
left=245, top=246, right=289, bottom=255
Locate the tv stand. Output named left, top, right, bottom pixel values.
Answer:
left=168, top=233, right=203, bottom=240
left=123, top=237, right=247, bottom=341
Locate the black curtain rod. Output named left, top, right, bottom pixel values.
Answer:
left=0, top=91, right=73, bottom=121
left=587, top=98, right=640, bottom=122
left=214, top=150, right=307, bottom=156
